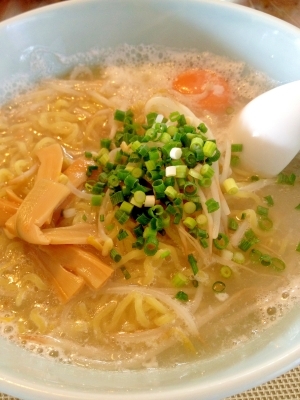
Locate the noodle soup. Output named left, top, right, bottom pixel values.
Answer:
left=0, top=45, right=299, bottom=370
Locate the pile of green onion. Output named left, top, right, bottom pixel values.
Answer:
left=85, top=108, right=221, bottom=257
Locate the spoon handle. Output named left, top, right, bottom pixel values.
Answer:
left=231, top=80, right=300, bottom=177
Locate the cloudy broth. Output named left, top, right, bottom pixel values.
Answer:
left=0, top=45, right=299, bottom=370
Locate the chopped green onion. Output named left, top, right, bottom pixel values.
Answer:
left=200, top=238, right=209, bottom=248
left=183, top=201, right=197, bottom=214
left=205, top=198, right=220, bottom=213
left=124, top=174, right=138, bottom=189
left=148, top=205, right=164, bottom=218
left=173, top=212, right=182, bottom=225
left=160, top=249, right=171, bottom=259
left=172, top=272, right=189, bottom=287
left=232, top=251, right=245, bottom=264
left=175, top=165, right=188, bottom=178
left=120, top=201, right=134, bottom=215
left=110, top=191, right=124, bottom=206
left=131, top=167, right=143, bottom=179
left=200, top=164, right=214, bottom=179
left=213, top=233, right=229, bottom=250
left=223, top=178, right=239, bottom=195
left=170, top=147, right=182, bottom=160
left=220, top=265, right=232, bottom=278
left=134, top=190, right=146, bottom=205
left=250, top=249, right=262, bottom=263
left=117, top=229, right=129, bottom=241
left=100, top=138, right=111, bottom=149
left=203, top=140, right=217, bottom=157
left=198, top=122, right=208, bottom=133
left=188, top=254, right=199, bottom=275
left=120, top=266, right=131, bottom=279
left=106, top=223, right=115, bottom=231
left=84, top=151, right=93, bottom=158
left=107, top=174, right=120, bottom=188
left=264, top=195, right=274, bottom=207
left=183, top=217, right=197, bottom=230
left=91, top=195, right=102, bottom=207
left=271, top=258, right=285, bottom=272
left=136, top=213, right=151, bottom=225
left=169, top=111, right=180, bottom=122
left=152, top=179, right=166, bottom=194
left=144, top=195, right=156, bottom=207
left=165, top=166, right=177, bottom=177
left=256, top=205, right=269, bottom=216
left=295, top=204, right=300, bottom=210
left=238, top=229, right=259, bottom=251
left=228, top=217, right=238, bottom=231
left=231, top=143, right=243, bottom=152
left=277, top=172, right=296, bottom=185
left=164, top=186, right=178, bottom=200
left=190, top=137, right=204, bottom=151
left=183, top=182, right=197, bottom=196
left=132, top=236, right=145, bottom=249
left=258, top=216, right=273, bottom=231
left=133, top=224, right=144, bottom=238
left=230, top=155, right=240, bottom=167
left=110, top=248, right=122, bottom=263
left=260, top=253, right=272, bottom=266
left=175, top=291, right=189, bottom=302
left=114, top=209, right=130, bottom=225
left=86, top=165, right=98, bottom=177
left=114, top=109, right=126, bottom=122
left=144, top=236, right=159, bottom=256
left=188, top=168, right=202, bottom=180
left=196, top=214, right=207, bottom=226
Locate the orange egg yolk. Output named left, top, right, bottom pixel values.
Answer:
left=172, top=69, right=231, bottom=113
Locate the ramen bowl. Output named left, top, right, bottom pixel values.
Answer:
left=0, top=1, right=300, bottom=400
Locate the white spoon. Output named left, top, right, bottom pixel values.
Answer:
left=230, top=80, right=300, bottom=177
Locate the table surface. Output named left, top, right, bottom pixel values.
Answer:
left=0, top=1, right=300, bottom=399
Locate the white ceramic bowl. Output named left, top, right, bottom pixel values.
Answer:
left=1, top=1, right=300, bottom=399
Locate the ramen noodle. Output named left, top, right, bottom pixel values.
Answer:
left=0, top=45, right=299, bottom=370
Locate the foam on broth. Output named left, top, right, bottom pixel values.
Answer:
left=0, top=44, right=299, bottom=370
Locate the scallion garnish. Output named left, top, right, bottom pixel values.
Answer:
left=256, top=205, right=269, bottom=216
left=238, top=229, right=259, bottom=251
left=213, top=233, right=229, bottom=250
left=231, top=143, right=243, bottom=152
left=91, top=195, right=102, bottom=207
left=172, top=272, right=189, bottom=287
left=205, top=198, right=220, bottom=213
left=84, top=151, right=93, bottom=158
left=144, top=236, right=159, bottom=256
left=277, top=172, right=296, bottom=185
left=258, top=216, right=273, bottom=231
left=188, top=254, right=199, bottom=275
left=110, top=248, right=122, bottom=263
left=117, top=229, right=129, bottom=241
left=120, top=266, right=131, bottom=279
left=228, top=217, right=238, bottom=231
left=220, top=265, right=232, bottom=278
left=175, top=291, right=189, bottom=302
left=264, top=195, right=274, bottom=206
